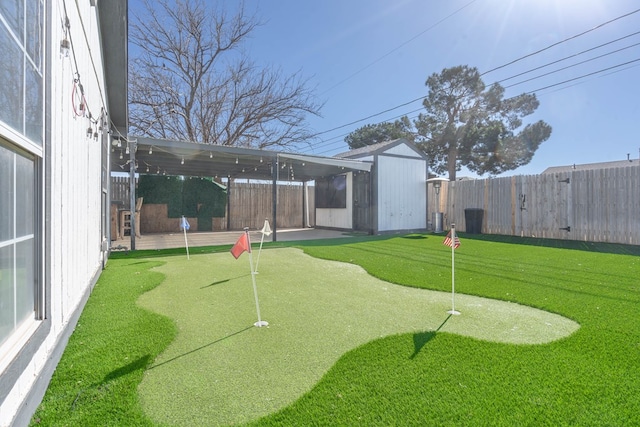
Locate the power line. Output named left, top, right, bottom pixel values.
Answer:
left=504, top=41, right=640, bottom=89
left=321, top=0, right=479, bottom=94
left=496, top=30, right=640, bottom=84
left=524, top=58, right=640, bottom=94
left=310, top=96, right=424, bottom=137
left=304, top=56, right=640, bottom=155
left=480, top=8, right=640, bottom=76
left=308, top=107, right=425, bottom=155
left=303, top=9, right=640, bottom=152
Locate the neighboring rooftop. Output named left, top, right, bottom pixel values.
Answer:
left=543, top=158, right=640, bottom=174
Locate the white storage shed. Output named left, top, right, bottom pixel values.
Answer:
left=317, top=139, right=429, bottom=234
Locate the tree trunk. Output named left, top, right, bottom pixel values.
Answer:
left=447, top=145, right=457, bottom=181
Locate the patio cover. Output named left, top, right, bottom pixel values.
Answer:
left=112, top=137, right=372, bottom=181
left=111, top=137, right=372, bottom=248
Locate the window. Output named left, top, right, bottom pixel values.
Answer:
left=0, top=0, right=43, bottom=350
left=315, top=175, right=347, bottom=208
left=0, top=0, right=44, bottom=145
left=0, top=144, right=35, bottom=346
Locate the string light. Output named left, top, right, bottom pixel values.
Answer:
left=149, top=146, right=153, bottom=155
left=60, top=17, right=70, bottom=57
left=235, top=158, right=238, bottom=164
left=209, top=152, right=213, bottom=159
left=181, top=157, right=184, bottom=165
left=60, top=37, right=70, bottom=57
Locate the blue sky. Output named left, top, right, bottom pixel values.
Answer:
left=131, top=0, right=640, bottom=178
left=243, top=0, right=640, bottom=177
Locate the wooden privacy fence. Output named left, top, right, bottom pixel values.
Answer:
left=430, top=165, right=640, bottom=245
left=228, top=181, right=315, bottom=230
left=111, top=176, right=135, bottom=208
left=111, top=177, right=315, bottom=231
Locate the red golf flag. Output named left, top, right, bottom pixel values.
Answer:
left=442, top=230, right=460, bottom=249
left=231, top=233, right=251, bottom=259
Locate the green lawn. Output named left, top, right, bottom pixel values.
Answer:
left=31, top=234, right=640, bottom=426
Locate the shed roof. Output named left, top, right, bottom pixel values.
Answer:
left=335, top=138, right=427, bottom=160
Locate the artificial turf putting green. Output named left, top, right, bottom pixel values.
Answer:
left=136, top=248, right=578, bottom=426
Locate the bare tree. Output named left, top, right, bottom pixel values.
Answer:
left=129, top=0, right=321, bottom=148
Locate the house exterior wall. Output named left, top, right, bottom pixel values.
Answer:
left=376, top=155, right=427, bottom=232
left=315, top=173, right=353, bottom=229
left=0, top=1, right=109, bottom=425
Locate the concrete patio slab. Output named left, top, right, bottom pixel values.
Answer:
left=111, top=228, right=351, bottom=251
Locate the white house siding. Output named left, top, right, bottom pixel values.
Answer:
left=376, top=155, right=427, bottom=232
left=0, top=2, right=109, bottom=425
left=315, top=173, right=353, bottom=229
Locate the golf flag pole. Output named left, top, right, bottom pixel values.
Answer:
left=445, top=223, right=461, bottom=315
left=254, top=219, right=272, bottom=273
left=230, top=228, right=267, bottom=327
left=180, top=216, right=190, bottom=260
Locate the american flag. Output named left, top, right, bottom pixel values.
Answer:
left=442, top=230, right=460, bottom=249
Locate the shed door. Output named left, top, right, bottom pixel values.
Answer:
left=352, top=171, right=371, bottom=232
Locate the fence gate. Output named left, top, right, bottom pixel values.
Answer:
left=554, top=173, right=573, bottom=238
left=527, top=173, right=572, bottom=239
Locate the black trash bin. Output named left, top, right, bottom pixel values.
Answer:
left=464, top=208, right=484, bottom=234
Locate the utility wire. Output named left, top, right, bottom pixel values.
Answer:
left=321, top=0, right=479, bottom=94
left=480, top=8, right=640, bottom=76
left=311, top=97, right=424, bottom=137
left=524, top=58, right=640, bottom=94
left=303, top=10, right=640, bottom=152
left=504, top=41, right=640, bottom=89
left=303, top=57, right=640, bottom=154
left=496, top=30, right=640, bottom=83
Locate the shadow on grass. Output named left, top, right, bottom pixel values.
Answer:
left=410, top=315, right=452, bottom=359
left=458, top=233, right=640, bottom=255
left=292, top=234, right=396, bottom=248
left=199, top=274, right=250, bottom=289
left=108, top=232, right=639, bottom=260
left=148, top=326, right=253, bottom=370
left=103, top=355, right=152, bottom=383
left=109, top=235, right=396, bottom=260
left=401, top=234, right=428, bottom=240
left=410, top=332, right=436, bottom=359
left=109, top=245, right=233, bottom=260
